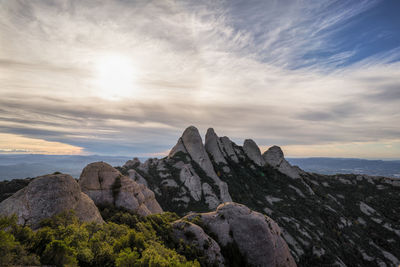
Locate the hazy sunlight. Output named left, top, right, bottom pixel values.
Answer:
left=94, top=53, right=137, bottom=100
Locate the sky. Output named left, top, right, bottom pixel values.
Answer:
left=0, top=0, right=399, bottom=159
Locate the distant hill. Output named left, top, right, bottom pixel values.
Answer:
left=287, top=157, right=400, bottom=178
left=1, top=154, right=399, bottom=181
left=0, top=154, right=133, bottom=181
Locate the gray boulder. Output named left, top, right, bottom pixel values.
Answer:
left=0, top=173, right=103, bottom=229
left=263, top=146, right=303, bottom=179
left=243, top=139, right=264, bottom=166
left=172, top=220, right=225, bottom=266
left=79, top=162, right=162, bottom=216
left=185, top=202, right=297, bottom=267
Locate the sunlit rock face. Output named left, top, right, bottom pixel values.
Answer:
left=0, top=173, right=104, bottom=229
left=182, top=202, right=297, bottom=267
left=79, top=162, right=162, bottom=216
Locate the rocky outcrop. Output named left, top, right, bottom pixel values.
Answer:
left=170, top=126, right=218, bottom=180
left=243, top=139, right=264, bottom=166
left=263, top=146, right=303, bottom=179
left=205, top=128, right=228, bottom=164
left=168, top=126, right=232, bottom=205
left=128, top=169, right=148, bottom=187
left=220, top=136, right=240, bottom=163
left=0, top=173, right=103, bottom=229
left=171, top=220, right=225, bottom=266
left=79, top=162, right=162, bottom=216
left=179, top=164, right=202, bottom=201
left=185, top=202, right=297, bottom=267
left=124, top=157, right=141, bottom=169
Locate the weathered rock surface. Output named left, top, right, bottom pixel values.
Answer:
left=124, top=157, right=141, bottom=169
left=220, top=136, right=239, bottom=163
left=172, top=220, right=225, bottom=266
left=205, top=128, right=228, bottom=164
left=185, top=202, right=297, bottom=267
left=243, top=139, right=264, bottom=166
left=79, top=162, right=162, bottom=216
left=168, top=126, right=232, bottom=205
left=128, top=169, right=148, bottom=187
left=180, top=164, right=202, bottom=201
left=263, top=146, right=303, bottom=179
left=171, top=126, right=218, bottom=180
left=0, top=173, right=103, bottom=228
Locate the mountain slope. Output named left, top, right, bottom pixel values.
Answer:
left=119, top=126, right=400, bottom=267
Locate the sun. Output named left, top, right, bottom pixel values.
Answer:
left=93, top=53, right=137, bottom=100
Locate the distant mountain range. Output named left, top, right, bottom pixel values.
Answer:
left=287, top=157, right=400, bottom=178
left=1, top=154, right=399, bottom=181
left=0, top=154, right=132, bottom=181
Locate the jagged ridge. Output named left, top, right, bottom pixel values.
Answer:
left=120, top=126, right=400, bottom=267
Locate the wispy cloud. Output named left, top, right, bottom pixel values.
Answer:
left=0, top=0, right=399, bottom=157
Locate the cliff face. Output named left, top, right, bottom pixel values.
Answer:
left=120, top=126, right=400, bottom=267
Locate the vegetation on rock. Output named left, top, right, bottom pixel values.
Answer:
left=0, top=210, right=200, bottom=267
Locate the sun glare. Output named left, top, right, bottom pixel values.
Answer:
left=94, top=54, right=137, bottom=100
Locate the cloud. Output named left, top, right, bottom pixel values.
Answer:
left=0, top=0, right=399, bottom=157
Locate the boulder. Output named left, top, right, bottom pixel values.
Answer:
left=263, top=146, right=302, bottom=179
left=79, top=162, right=162, bottom=216
left=243, top=139, right=264, bottom=166
left=185, top=202, right=297, bottom=267
left=263, top=145, right=285, bottom=166
left=123, top=157, right=141, bottom=169
left=171, top=220, right=225, bottom=266
left=0, top=173, right=103, bottom=229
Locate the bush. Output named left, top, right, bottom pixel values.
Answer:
left=0, top=211, right=200, bottom=267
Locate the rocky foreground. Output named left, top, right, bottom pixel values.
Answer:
left=1, top=126, right=399, bottom=266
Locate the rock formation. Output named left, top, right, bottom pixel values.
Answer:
left=243, top=139, right=264, bottom=166
left=119, top=126, right=400, bottom=267
left=79, top=162, right=162, bottom=216
left=205, top=128, right=228, bottom=164
left=168, top=126, right=232, bottom=206
left=263, top=145, right=303, bottom=179
left=184, top=202, right=297, bottom=267
left=172, top=220, right=225, bottom=266
left=0, top=173, right=103, bottom=229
